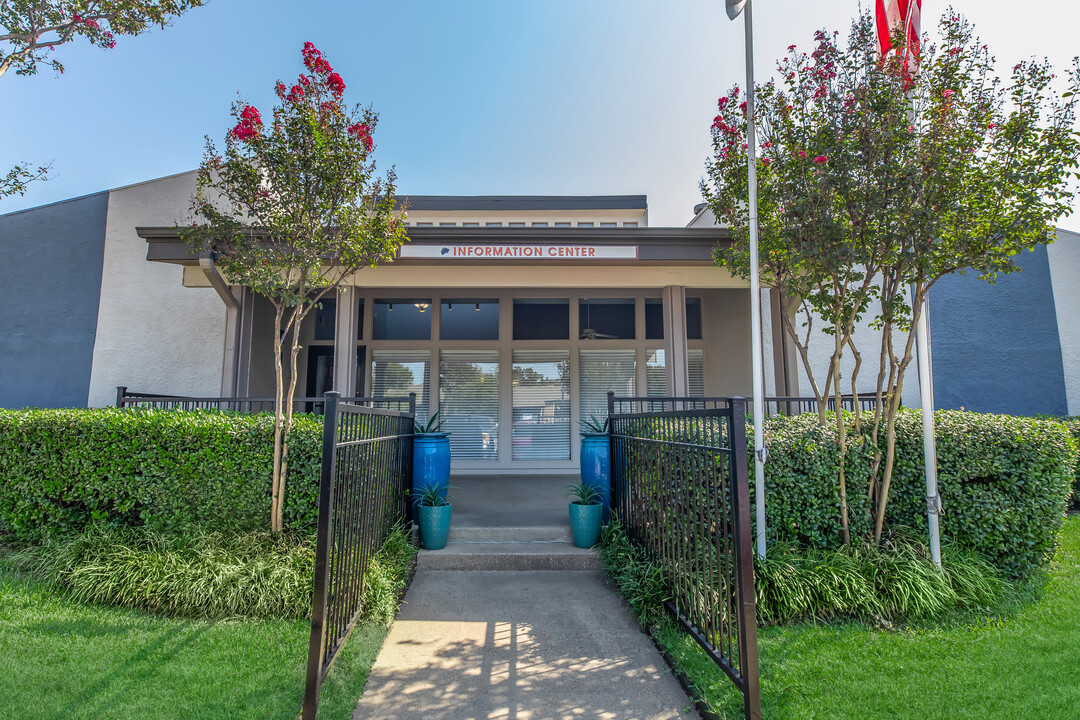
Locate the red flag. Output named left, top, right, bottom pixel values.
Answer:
left=875, top=0, right=921, bottom=60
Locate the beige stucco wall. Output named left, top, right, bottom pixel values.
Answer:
left=87, top=171, right=226, bottom=406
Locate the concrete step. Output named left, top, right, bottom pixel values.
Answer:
left=448, top=524, right=572, bottom=543
left=418, top=540, right=600, bottom=571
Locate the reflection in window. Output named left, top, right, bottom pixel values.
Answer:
left=373, top=299, right=431, bottom=340
left=579, top=298, right=635, bottom=340
left=579, top=349, right=636, bottom=425
left=646, top=349, right=666, bottom=397
left=440, top=351, right=499, bottom=461
left=513, top=299, right=569, bottom=340
left=370, top=350, right=430, bottom=419
left=513, top=351, right=570, bottom=460
left=441, top=299, right=498, bottom=340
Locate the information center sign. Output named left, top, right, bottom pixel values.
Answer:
left=400, top=244, right=638, bottom=260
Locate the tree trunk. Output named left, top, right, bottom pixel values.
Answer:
left=270, top=303, right=286, bottom=533
left=830, top=300, right=851, bottom=546
left=274, top=305, right=305, bottom=533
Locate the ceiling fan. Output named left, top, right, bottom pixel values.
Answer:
left=580, top=303, right=618, bottom=339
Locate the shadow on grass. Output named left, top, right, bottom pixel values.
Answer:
left=39, top=622, right=210, bottom=720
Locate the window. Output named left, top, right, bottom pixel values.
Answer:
left=646, top=348, right=705, bottom=397
left=314, top=297, right=336, bottom=341
left=513, top=298, right=569, bottom=340
left=577, top=222, right=594, bottom=228
left=485, top=222, right=503, bottom=227
left=554, top=222, right=571, bottom=228
left=686, top=298, right=703, bottom=340
left=689, top=349, right=705, bottom=396
left=463, top=222, right=479, bottom=227
left=600, top=222, right=617, bottom=228
left=373, top=299, right=431, bottom=340
left=416, top=222, right=433, bottom=227
left=643, top=297, right=703, bottom=340
left=438, top=222, right=458, bottom=227
left=531, top=222, right=549, bottom=227
left=370, top=350, right=430, bottom=419
left=623, top=222, right=638, bottom=227
left=579, top=349, right=636, bottom=424
left=513, top=351, right=570, bottom=460
left=579, top=298, right=635, bottom=340
left=441, top=299, right=499, bottom=340
left=509, top=222, right=526, bottom=227
left=440, top=351, right=499, bottom=461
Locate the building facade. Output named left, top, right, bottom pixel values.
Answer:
left=3, top=171, right=1078, bottom=476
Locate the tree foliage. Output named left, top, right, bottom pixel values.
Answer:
left=0, top=0, right=202, bottom=79
left=184, top=42, right=408, bottom=532
left=704, top=10, right=1080, bottom=545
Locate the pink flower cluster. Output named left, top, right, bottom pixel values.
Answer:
left=301, top=42, right=346, bottom=96
left=230, top=105, right=262, bottom=141
left=348, top=122, right=374, bottom=152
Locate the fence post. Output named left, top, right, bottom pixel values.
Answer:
left=115, top=386, right=127, bottom=408
left=408, top=392, right=417, bottom=416
left=729, top=399, right=761, bottom=720
left=302, top=391, right=341, bottom=720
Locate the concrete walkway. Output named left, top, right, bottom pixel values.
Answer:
left=353, top=569, right=695, bottom=720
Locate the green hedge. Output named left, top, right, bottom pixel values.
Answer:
left=1058, top=418, right=1080, bottom=506
left=755, top=409, right=1078, bottom=577
left=0, top=408, right=324, bottom=540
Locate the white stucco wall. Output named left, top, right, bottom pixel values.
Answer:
left=87, top=171, right=226, bottom=407
left=1048, top=228, right=1080, bottom=415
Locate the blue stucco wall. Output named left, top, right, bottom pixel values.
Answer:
left=929, top=244, right=1067, bottom=416
left=0, top=192, right=109, bottom=408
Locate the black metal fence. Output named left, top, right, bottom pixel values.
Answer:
left=302, top=392, right=414, bottom=720
left=115, top=386, right=416, bottom=415
left=611, top=393, right=882, bottom=418
left=607, top=392, right=761, bottom=720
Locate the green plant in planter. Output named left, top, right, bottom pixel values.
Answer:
left=567, top=481, right=602, bottom=506
left=414, top=483, right=452, bottom=550
left=414, top=412, right=444, bottom=434
left=414, top=483, right=451, bottom=507
left=581, top=414, right=609, bottom=435
left=567, top=480, right=603, bottom=548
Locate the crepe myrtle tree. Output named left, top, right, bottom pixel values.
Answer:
left=184, top=42, right=408, bottom=533
left=704, top=10, right=1080, bottom=545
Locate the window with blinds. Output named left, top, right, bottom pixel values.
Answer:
left=370, top=350, right=430, bottom=419
left=646, top=348, right=705, bottom=398
left=688, top=349, right=705, bottom=397
left=579, top=349, right=636, bottom=426
left=513, top=351, right=570, bottom=460
left=439, top=351, right=499, bottom=461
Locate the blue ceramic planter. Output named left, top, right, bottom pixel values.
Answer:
left=412, top=433, right=451, bottom=521
left=579, top=433, right=611, bottom=520
left=569, top=502, right=602, bottom=548
left=418, top=503, right=452, bottom=550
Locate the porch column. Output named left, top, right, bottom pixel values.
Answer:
left=234, top=288, right=255, bottom=397
left=662, top=285, right=690, bottom=397
left=220, top=287, right=241, bottom=396
left=333, top=288, right=359, bottom=397
left=770, top=288, right=800, bottom=396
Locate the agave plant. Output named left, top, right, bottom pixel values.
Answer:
left=567, top=480, right=602, bottom=506
left=414, top=411, right=444, bottom=434
left=581, top=414, right=609, bottom=434
left=413, top=483, right=451, bottom=507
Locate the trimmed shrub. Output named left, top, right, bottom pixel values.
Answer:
left=1057, top=417, right=1080, bottom=506
left=755, top=410, right=1078, bottom=577
left=0, top=408, right=323, bottom=540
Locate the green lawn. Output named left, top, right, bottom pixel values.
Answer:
left=0, top=567, right=386, bottom=720
left=660, top=515, right=1080, bottom=720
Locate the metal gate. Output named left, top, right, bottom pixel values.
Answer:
left=302, top=392, right=414, bottom=720
left=608, top=392, right=761, bottom=720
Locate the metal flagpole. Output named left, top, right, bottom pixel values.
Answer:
left=727, top=0, right=768, bottom=559
left=914, top=291, right=942, bottom=566
left=883, top=0, right=941, bottom=566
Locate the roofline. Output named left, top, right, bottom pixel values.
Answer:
left=139, top=225, right=731, bottom=265
left=394, top=195, right=648, bottom=211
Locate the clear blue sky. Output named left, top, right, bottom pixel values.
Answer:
left=3, top=0, right=1079, bottom=227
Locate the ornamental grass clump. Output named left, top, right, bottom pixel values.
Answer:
left=753, top=537, right=1008, bottom=623
left=13, top=527, right=315, bottom=619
